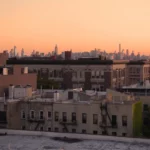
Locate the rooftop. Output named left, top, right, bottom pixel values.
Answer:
left=122, top=80, right=150, bottom=89
left=0, top=130, right=150, bottom=150
left=7, top=58, right=129, bottom=65
left=6, top=88, right=138, bottom=105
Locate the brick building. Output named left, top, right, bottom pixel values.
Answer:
left=6, top=58, right=150, bottom=90
left=126, top=60, right=150, bottom=85
left=0, top=65, right=37, bottom=96
left=0, top=51, right=9, bottom=65
left=7, top=59, right=127, bottom=90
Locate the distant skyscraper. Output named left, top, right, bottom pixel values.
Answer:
left=10, top=49, right=14, bottom=58
left=119, top=43, right=121, bottom=53
left=54, top=44, right=58, bottom=55
left=14, top=46, right=16, bottom=56
left=126, top=49, right=129, bottom=56
left=21, top=48, right=24, bottom=57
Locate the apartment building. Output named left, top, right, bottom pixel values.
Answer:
left=119, top=80, right=150, bottom=136
left=7, top=58, right=150, bottom=89
left=7, top=88, right=142, bottom=137
left=126, top=60, right=150, bottom=85
left=0, top=63, right=37, bottom=129
left=7, top=59, right=128, bottom=90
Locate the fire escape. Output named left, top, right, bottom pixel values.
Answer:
left=27, top=115, right=45, bottom=131
left=27, top=101, right=45, bottom=131
left=59, top=120, right=77, bottom=132
left=59, top=113, right=77, bottom=132
left=100, top=102, right=117, bottom=135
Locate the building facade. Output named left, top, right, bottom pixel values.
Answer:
left=7, top=59, right=128, bottom=90
left=0, top=65, right=37, bottom=96
left=7, top=89, right=142, bottom=137
left=7, top=59, right=150, bottom=90
left=126, top=61, right=150, bottom=85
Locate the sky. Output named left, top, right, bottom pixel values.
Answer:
left=0, top=0, right=150, bottom=55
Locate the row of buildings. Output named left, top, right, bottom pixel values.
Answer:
left=4, top=81, right=150, bottom=137
left=6, top=44, right=150, bottom=60
left=0, top=50, right=149, bottom=137
left=6, top=57, right=150, bottom=91
left=5, top=87, right=142, bottom=137
left=0, top=50, right=149, bottom=91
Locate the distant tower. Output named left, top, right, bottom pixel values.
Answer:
left=9, top=49, right=13, bottom=58
left=21, top=48, right=24, bottom=57
left=126, top=49, right=129, bottom=56
left=14, top=46, right=17, bottom=57
left=54, top=44, right=58, bottom=55
left=119, top=43, right=121, bottom=53
left=32, top=50, right=35, bottom=56
left=16, top=52, right=19, bottom=57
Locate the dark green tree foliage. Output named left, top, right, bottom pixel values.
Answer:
left=132, top=101, right=142, bottom=137
left=37, top=76, right=59, bottom=89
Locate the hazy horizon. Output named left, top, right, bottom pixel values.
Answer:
left=0, top=0, right=150, bottom=54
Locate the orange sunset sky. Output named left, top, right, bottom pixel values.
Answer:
left=0, top=0, right=150, bottom=55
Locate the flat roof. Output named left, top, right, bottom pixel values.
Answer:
left=127, top=60, right=150, bottom=65
left=107, top=99, right=140, bottom=105
left=0, top=133, right=150, bottom=149
left=7, top=59, right=129, bottom=65
left=122, top=81, right=150, bottom=89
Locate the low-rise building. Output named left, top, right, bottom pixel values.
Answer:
left=119, top=81, right=150, bottom=137
left=7, top=88, right=142, bottom=137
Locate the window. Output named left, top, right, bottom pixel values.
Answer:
left=82, top=113, right=87, bottom=124
left=143, top=104, right=149, bottom=111
left=48, top=127, right=51, bottom=131
left=48, top=111, right=51, bottom=119
left=40, top=126, right=43, bottom=131
left=55, top=112, right=59, bottom=122
left=122, top=116, right=127, bottom=126
left=62, top=112, right=67, bottom=122
left=102, top=115, right=107, bottom=124
left=102, top=131, right=107, bottom=135
left=144, top=118, right=149, bottom=126
left=62, top=128, right=67, bottom=132
left=82, top=129, right=86, bottom=134
left=93, top=114, right=98, bottom=124
left=68, top=91, right=73, bottom=99
left=30, top=110, right=35, bottom=119
left=112, top=115, right=117, bottom=127
left=21, top=110, right=25, bottom=119
left=93, top=130, right=98, bottom=135
left=22, top=126, right=26, bottom=130
left=101, top=75, right=104, bottom=79
left=55, top=127, right=59, bottom=132
left=72, top=112, right=76, bottom=122
left=122, top=133, right=127, bottom=137
left=100, top=86, right=104, bottom=91
left=40, top=111, right=44, bottom=120
left=112, top=132, right=117, bottom=136
left=72, top=129, right=76, bottom=133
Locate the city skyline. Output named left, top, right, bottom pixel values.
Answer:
left=1, top=0, right=150, bottom=54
